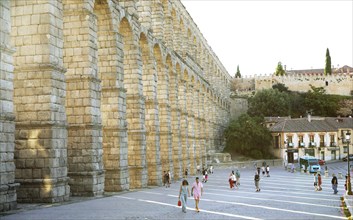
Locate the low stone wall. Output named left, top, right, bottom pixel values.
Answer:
left=214, top=159, right=284, bottom=169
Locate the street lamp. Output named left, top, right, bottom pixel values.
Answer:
left=346, top=131, right=352, bottom=195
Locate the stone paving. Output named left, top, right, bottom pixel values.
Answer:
left=1, top=164, right=351, bottom=220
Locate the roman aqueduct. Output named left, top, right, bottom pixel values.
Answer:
left=0, top=0, right=232, bottom=211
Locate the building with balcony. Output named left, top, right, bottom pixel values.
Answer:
left=268, top=116, right=353, bottom=165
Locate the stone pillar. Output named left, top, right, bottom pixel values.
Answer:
left=199, top=90, right=207, bottom=166
left=12, top=0, right=70, bottom=202
left=193, top=86, right=201, bottom=168
left=94, top=0, right=130, bottom=192
left=121, top=16, right=148, bottom=190
left=136, top=0, right=152, bottom=30
left=169, top=66, right=182, bottom=179
left=186, top=83, right=196, bottom=175
left=63, top=2, right=104, bottom=196
left=178, top=79, right=189, bottom=174
left=162, top=0, right=173, bottom=49
left=151, top=0, right=164, bottom=41
left=157, top=62, right=173, bottom=178
left=0, top=0, right=19, bottom=211
left=172, top=11, right=180, bottom=54
left=140, top=34, right=161, bottom=186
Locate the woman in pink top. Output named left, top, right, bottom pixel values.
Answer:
left=191, top=177, right=203, bottom=212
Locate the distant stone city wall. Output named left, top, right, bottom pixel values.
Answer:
left=234, top=73, right=353, bottom=96
left=0, top=0, right=232, bottom=211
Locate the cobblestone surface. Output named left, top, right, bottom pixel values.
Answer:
left=1, top=163, right=350, bottom=220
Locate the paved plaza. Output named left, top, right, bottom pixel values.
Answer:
left=1, top=163, right=351, bottom=220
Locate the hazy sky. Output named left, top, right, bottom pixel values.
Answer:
left=181, top=0, right=353, bottom=77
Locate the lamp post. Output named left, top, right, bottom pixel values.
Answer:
left=346, top=131, right=352, bottom=195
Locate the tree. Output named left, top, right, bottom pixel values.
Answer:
left=302, top=85, right=341, bottom=116
left=324, top=48, right=332, bottom=75
left=272, top=83, right=289, bottom=93
left=274, top=62, right=286, bottom=76
left=247, top=89, right=291, bottom=117
left=224, top=114, right=273, bottom=159
left=235, top=65, right=241, bottom=78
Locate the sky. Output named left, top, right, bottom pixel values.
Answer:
left=181, top=0, right=353, bottom=77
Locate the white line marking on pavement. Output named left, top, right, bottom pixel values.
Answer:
left=113, top=195, right=263, bottom=220
left=200, top=198, right=346, bottom=219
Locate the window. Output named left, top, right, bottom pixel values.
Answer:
left=320, top=135, right=324, bottom=147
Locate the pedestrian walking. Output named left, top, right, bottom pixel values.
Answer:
left=179, top=179, right=190, bottom=213
left=164, top=171, right=170, bottom=188
left=205, top=170, right=208, bottom=182
left=313, top=173, right=318, bottom=191
left=229, top=171, right=235, bottom=189
left=331, top=174, right=338, bottom=194
left=317, top=173, right=322, bottom=191
left=191, top=177, right=203, bottom=212
left=266, top=165, right=270, bottom=177
left=235, top=169, right=240, bottom=188
left=162, top=171, right=166, bottom=186
left=254, top=171, right=260, bottom=192
left=196, top=165, right=201, bottom=174
left=167, top=170, right=171, bottom=186
left=345, top=175, right=348, bottom=191
left=257, top=167, right=261, bottom=175
left=261, top=165, right=265, bottom=176
left=209, top=165, right=213, bottom=174
left=202, top=169, right=206, bottom=183
left=184, top=168, right=188, bottom=179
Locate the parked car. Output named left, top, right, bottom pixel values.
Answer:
left=318, top=159, right=325, bottom=165
left=342, top=154, right=353, bottom=162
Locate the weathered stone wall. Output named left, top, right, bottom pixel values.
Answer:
left=234, top=73, right=353, bottom=96
left=0, top=0, right=19, bottom=212
left=0, top=0, right=231, bottom=209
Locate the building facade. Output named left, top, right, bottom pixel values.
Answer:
left=0, top=0, right=232, bottom=211
left=269, top=117, right=353, bottom=166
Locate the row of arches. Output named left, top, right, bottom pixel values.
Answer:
left=0, top=0, right=230, bottom=210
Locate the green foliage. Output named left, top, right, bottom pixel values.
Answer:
left=272, top=83, right=289, bottom=93
left=235, top=65, right=241, bottom=78
left=324, top=48, right=332, bottom=75
left=302, top=85, right=341, bottom=116
left=248, top=85, right=347, bottom=118
left=247, top=88, right=291, bottom=117
left=274, top=62, right=286, bottom=76
left=224, top=114, right=274, bottom=159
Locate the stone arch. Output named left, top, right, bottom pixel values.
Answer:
left=139, top=32, right=162, bottom=186
left=119, top=17, right=147, bottom=189
left=153, top=43, right=173, bottom=177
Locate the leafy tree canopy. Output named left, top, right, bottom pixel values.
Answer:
left=274, top=62, right=286, bottom=76
left=247, top=88, right=291, bottom=117
left=224, top=114, right=274, bottom=159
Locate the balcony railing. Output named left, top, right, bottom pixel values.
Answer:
left=330, top=142, right=337, bottom=147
